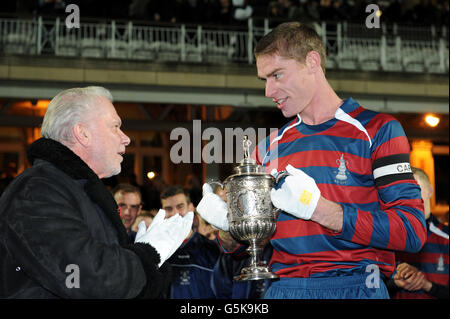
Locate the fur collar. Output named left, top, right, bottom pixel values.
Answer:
left=27, top=138, right=130, bottom=245
left=27, top=137, right=96, bottom=180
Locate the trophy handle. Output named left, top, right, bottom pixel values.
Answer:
left=273, top=207, right=283, bottom=218
left=272, top=170, right=289, bottom=217
left=273, top=170, right=289, bottom=189
left=206, top=179, right=224, bottom=190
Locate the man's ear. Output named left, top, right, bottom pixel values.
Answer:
left=188, top=202, right=195, bottom=212
left=73, top=122, right=91, bottom=147
left=426, top=183, right=434, bottom=199
left=305, top=50, right=322, bottom=73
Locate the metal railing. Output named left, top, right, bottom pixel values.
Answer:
left=0, top=16, right=448, bottom=74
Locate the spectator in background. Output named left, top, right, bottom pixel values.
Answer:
left=443, top=0, right=449, bottom=28
left=35, top=0, right=66, bottom=17
left=232, top=0, right=253, bottom=25
left=383, top=0, right=403, bottom=24
left=210, top=183, right=273, bottom=299
left=283, top=0, right=302, bottom=20
left=196, top=213, right=218, bottom=240
left=389, top=167, right=449, bottom=299
left=148, top=0, right=180, bottom=23
left=347, top=0, right=368, bottom=23
left=331, top=0, right=350, bottom=22
left=318, top=0, right=348, bottom=22
left=318, top=0, right=334, bottom=22
left=213, top=0, right=234, bottom=25
left=112, top=183, right=143, bottom=242
left=127, top=173, right=147, bottom=200
left=129, top=0, right=150, bottom=20
left=108, top=0, right=132, bottom=20
left=177, top=0, right=206, bottom=24
left=131, top=209, right=156, bottom=233
left=161, top=185, right=220, bottom=299
left=303, top=0, right=321, bottom=23
left=185, top=173, right=202, bottom=207
left=213, top=243, right=273, bottom=299
left=411, top=0, right=440, bottom=26
left=267, top=1, right=285, bottom=23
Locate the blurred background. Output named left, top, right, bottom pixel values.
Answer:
left=0, top=0, right=448, bottom=219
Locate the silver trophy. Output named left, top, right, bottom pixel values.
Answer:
left=212, top=136, right=286, bottom=281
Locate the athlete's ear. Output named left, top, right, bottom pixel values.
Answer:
left=305, top=50, right=321, bottom=73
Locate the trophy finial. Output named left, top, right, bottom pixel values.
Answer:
left=237, top=135, right=257, bottom=172
left=243, top=135, right=251, bottom=160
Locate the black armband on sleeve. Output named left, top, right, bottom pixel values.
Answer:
left=372, top=154, right=414, bottom=187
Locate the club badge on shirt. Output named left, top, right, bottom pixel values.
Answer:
left=334, top=153, right=349, bottom=184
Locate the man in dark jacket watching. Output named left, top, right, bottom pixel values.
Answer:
left=0, top=86, right=193, bottom=298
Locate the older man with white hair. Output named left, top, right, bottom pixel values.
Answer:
left=0, top=86, right=193, bottom=298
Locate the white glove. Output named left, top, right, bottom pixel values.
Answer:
left=135, top=209, right=193, bottom=267
left=270, top=164, right=321, bottom=220
left=196, top=183, right=229, bottom=231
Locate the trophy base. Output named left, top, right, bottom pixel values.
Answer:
left=234, top=265, right=279, bottom=281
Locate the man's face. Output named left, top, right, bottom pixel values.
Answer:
left=114, top=191, right=142, bottom=231
left=257, top=54, right=315, bottom=118
left=197, top=215, right=218, bottom=241
left=215, top=188, right=227, bottom=202
left=414, top=173, right=433, bottom=219
left=161, top=193, right=193, bottom=218
left=85, top=97, right=130, bottom=178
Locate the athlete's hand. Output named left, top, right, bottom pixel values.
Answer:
left=270, top=164, right=321, bottom=220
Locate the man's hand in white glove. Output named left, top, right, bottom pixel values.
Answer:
left=135, top=209, right=193, bottom=267
left=270, top=164, right=321, bottom=220
left=196, top=183, right=229, bottom=232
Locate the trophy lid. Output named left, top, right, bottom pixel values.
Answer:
left=233, top=135, right=262, bottom=174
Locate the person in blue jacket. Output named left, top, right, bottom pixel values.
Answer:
left=161, top=185, right=221, bottom=299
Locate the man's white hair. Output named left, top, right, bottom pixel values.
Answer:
left=41, top=86, right=113, bottom=146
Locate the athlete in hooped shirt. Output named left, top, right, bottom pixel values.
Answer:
left=197, top=21, right=427, bottom=299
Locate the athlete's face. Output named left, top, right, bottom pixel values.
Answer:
left=257, top=54, right=315, bottom=118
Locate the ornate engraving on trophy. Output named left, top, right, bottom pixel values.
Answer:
left=236, top=190, right=257, bottom=217
left=216, top=135, right=287, bottom=281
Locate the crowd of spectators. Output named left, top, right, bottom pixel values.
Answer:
left=0, top=0, right=448, bottom=28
